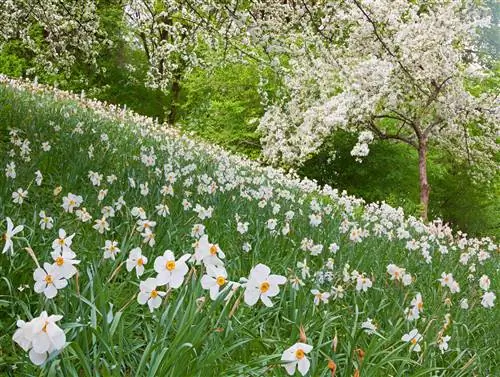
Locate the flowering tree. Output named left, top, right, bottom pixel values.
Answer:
left=252, top=0, right=499, bottom=221
left=0, top=1, right=104, bottom=75
left=125, top=0, right=244, bottom=123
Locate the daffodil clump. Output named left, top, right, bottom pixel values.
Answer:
left=0, top=76, right=498, bottom=376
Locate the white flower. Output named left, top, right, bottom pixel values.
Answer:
left=411, top=293, right=424, bottom=313
left=38, top=211, right=54, bottom=230
left=5, top=161, right=16, bottom=179
left=402, top=273, right=413, bottom=286
left=12, top=188, right=28, bottom=204
left=481, top=291, right=496, bottom=308
left=192, top=235, right=225, bottom=266
left=61, top=193, right=83, bottom=213
left=51, top=229, right=75, bottom=254
left=154, top=250, right=191, bottom=288
left=2, top=217, right=24, bottom=254
left=88, top=171, right=103, bottom=186
left=75, top=208, right=92, bottom=222
left=387, top=264, right=404, bottom=281
left=401, top=329, right=423, bottom=352
left=267, top=218, right=277, bottom=231
left=311, top=289, right=330, bottom=305
left=237, top=222, right=249, bottom=234
left=281, top=342, right=313, bottom=376
left=361, top=318, right=377, bottom=334
left=141, top=229, right=156, bottom=247
left=479, top=275, right=490, bottom=291
left=50, top=249, right=80, bottom=279
left=156, top=203, right=170, bottom=217
left=309, top=213, right=322, bottom=227
left=126, top=247, right=148, bottom=277
left=13, top=311, right=66, bottom=365
left=97, top=189, right=108, bottom=201
left=329, top=243, right=339, bottom=254
left=201, top=265, right=229, bottom=300
left=297, top=259, right=310, bottom=279
left=191, top=223, right=205, bottom=238
left=243, top=263, right=286, bottom=307
left=131, top=207, right=147, bottom=219
left=140, top=182, right=149, bottom=196
left=460, top=298, right=469, bottom=309
left=93, top=217, right=110, bottom=234
left=103, top=240, right=120, bottom=260
left=355, top=275, right=372, bottom=292
left=242, top=242, right=252, bottom=252
left=331, top=285, right=345, bottom=299
left=137, top=278, right=166, bottom=312
left=35, top=170, right=43, bottom=186
left=437, top=335, right=451, bottom=354
left=33, top=263, right=68, bottom=299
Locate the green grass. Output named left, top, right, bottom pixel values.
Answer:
left=0, top=77, right=498, bottom=376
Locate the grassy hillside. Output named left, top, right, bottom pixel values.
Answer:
left=0, top=76, right=498, bottom=376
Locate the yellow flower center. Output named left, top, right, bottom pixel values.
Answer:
left=137, top=258, right=144, bottom=266
left=55, top=256, right=64, bottom=266
left=42, top=321, right=49, bottom=333
left=209, top=245, right=217, bottom=255
left=411, top=338, right=417, bottom=345
left=417, top=302, right=423, bottom=311
left=69, top=200, right=75, bottom=206
left=166, top=260, right=176, bottom=271
left=150, top=289, right=158, bottom=298
left=44, top=274, right=54, bottom=284
left=260, top=281, right=270, bottom=293
left=295, top=349, right=305, bottom=359
left=58, top=238, right=65, bottom=245
left=216, top=276, right=226, bottom=286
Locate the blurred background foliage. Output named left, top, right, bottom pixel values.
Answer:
left=0, top=1, right=498, bottom=237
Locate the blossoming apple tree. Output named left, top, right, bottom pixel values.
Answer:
left=252, top=0, right=499, bottom=221
left=0, top=0, right=104, bottom=75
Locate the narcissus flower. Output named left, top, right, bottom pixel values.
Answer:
left=361, top=318, right=377, bottom=334
left=481, top=291, right=495, bottom=308
left=51, top=229, right=75, bottom=254
left=2, top=217, right=24, bottom=254
left=33, top=263, right=68, bottom=299
left=126, top=247, right=148, bottom=277
left=402, top=329, right=423, bottom=352
left=12, top=311, right=66, bottom=365
left=138, top=278, right=166, bottom=312
left=38, top=211, right=54, bottom=230
left=437, top=335, right=451, bottom=353
left=154, top=250, right=191, bottom=288
left=192, top=235, right=225, bottom=266
left=103, top=240, right=120, bottom=260
left=50, top=249, right=80, bottom=279
left=281, top=342, right=313, bottom=376
left=311, top=289, right=330, bottom=305
left=201, top=264, right=228, bottom=300
left=244, top=263, right=286, bottom=307
left=61, top=193, right=83, bottom=213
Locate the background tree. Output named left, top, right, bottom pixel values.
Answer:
left=249, top=0, right=499, bottom=220
left=0, top=0, right=104, bottom=76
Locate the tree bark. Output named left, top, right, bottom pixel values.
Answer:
left=168, top=78, right=180, bottom=125
left=418, top=137, right=430, bottom=222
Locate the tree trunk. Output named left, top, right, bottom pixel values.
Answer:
left=167, top=78, right=180, bottom=125
left=418, top=137, right=430, bottom=222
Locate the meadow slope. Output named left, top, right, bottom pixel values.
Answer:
left=0, top=76, right=498, bottom=376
